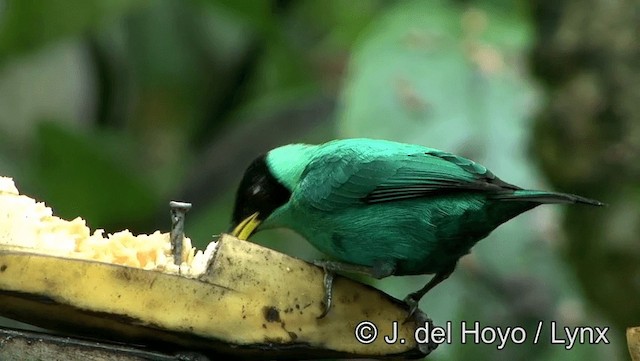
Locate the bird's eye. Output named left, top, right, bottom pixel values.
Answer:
left=250, top=185, right=261, bottom=196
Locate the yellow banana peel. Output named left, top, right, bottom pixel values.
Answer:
left=0, top=176, right=436, bottom=359
left=628, top=327, right=640, bottom=361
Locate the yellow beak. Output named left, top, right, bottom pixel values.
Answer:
left=230, top=212, right=261, bottom=240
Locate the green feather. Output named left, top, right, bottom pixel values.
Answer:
left=248, top=138, right=603, bottom=280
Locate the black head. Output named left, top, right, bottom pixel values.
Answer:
left=230, top=154, right=292, bottom=233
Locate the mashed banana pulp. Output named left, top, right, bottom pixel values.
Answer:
left=0, top=176, right=216, bottom=277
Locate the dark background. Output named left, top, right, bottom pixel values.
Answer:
left=0, top=0, right=637, bottom=360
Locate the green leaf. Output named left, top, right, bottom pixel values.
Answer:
left=337, top=0, right=535, bottom=154
left=31, top=121, right=157, bottom=230
left=200, top=0, right=273, bottom=34
left=0, top=0, right=149, bottom=59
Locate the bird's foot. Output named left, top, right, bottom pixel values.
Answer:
left=313, top=261, right=335, bottom=319
left=402, top=292, right=421, bottom=324
left=400, top=265, right=456, bottom=323
left=408, top=308, right=439, bottom=356
left=312, top=260, right=374, bottom=276
left=311, top=259, right=393, bottom=319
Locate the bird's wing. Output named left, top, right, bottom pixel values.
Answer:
left=297, top=147, right=520, bottom=211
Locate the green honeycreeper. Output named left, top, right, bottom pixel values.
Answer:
left=229, top=138, right=603, bottom=318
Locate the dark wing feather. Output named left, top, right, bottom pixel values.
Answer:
left=363, top=150, right=520, bottom=204
left=297, top=146, right=519, bottom=211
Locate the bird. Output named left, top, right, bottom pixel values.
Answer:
left=228, top=138, right=604, bottom=319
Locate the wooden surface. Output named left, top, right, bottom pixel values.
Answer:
left=0, top=326, right=209, bottom=361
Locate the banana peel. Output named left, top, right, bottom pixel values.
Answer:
left=0, top=176, right=438, bottom=359
left=628, top=327, right=640, bottom=361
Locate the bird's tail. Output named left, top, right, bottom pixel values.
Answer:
left=490, top=190, right=605, bottom=206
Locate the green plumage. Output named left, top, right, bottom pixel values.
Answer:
left=257, top=138, right=600, bottom=277
left=230, top=138, right=603, bottom=316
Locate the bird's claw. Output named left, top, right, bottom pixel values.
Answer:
left=408, top=308, right=439, bottom=355
left=402, top=293, right=420, bottom=324
left=315, top=261, right=335, bottom=319
left=400, top=296, right=439, bottom=355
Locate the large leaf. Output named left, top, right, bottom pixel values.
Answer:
left=30, top=121, right=158, bottom=231
left=336, top=1, right=617, bottom=359
left=0, top=0, right=149, bottom=59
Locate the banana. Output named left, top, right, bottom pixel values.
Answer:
left=628, top=327, right=640, bottom=361
left=0, top=176, right=437, bottom=359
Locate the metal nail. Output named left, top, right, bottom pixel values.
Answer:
left=170, top=201, right=192, bottom=269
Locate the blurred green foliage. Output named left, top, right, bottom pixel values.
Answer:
left=0, top=0, right=626, bottom=360
left=0, top=0, right=149, bottom=58
left=33, top=122, right=157, bottom=228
